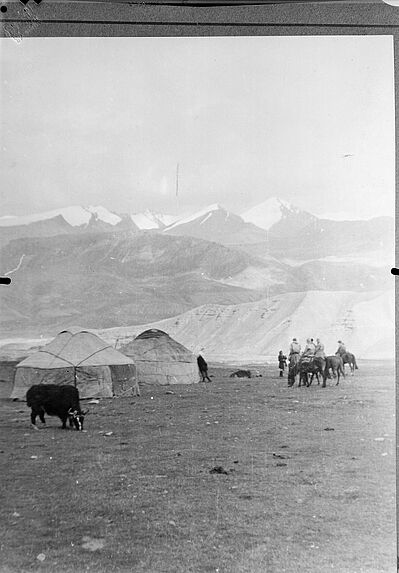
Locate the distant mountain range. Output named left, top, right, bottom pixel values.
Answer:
left=0, top=198, right=394, bottom=345
left=0, top=198, right=394, bottom=255
left=0, top=232, right=264, bottom=336
left=0, top=198, right=302, bottom=237
left=0, top=206, right=116, bottom=227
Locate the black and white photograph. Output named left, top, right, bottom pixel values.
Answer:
left=0, top=34, right=395, bottom=572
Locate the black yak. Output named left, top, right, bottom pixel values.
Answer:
left=26, top=385, right=88, bottom=431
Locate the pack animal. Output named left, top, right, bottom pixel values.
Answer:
left=26, top=384, right=88, bottom=431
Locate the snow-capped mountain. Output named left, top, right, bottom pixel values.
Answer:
left=156, top=214, right=180, bottom=227
left=130, top=210, right=179, bottom=230
left=161, top=198, right=317, bottom=247
left=165, top=204, right=223, bottom=231
left=88, top=206, right=122, bottom=226
left=241, top=197, right=316, bottom=235
left=0, top=206, right=136, bottom=251
left=0, top=205, right=122, bottom=228
left=0, top=200, right=393, bottom=261
left=0, top=197, right=394, bottom=346
left=164, top=204, right=268, bottom=245
left=241, top=197, right=292, bottom=230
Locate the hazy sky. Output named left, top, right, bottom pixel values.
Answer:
left=0, top=35, right=395, bottom=219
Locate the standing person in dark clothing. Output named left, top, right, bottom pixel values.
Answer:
left=278, top=351, right=287, bottom=377
left=197, top=354, right=211, bottom=382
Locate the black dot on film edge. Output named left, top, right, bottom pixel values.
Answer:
left=0, top=6, right=7, bottom=12
left=0, top=278, right=11, bottom=285
left=391, top=268, right=399, bottom=275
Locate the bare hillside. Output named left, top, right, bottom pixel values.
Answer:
left=98, top=290, right=394, bottom=362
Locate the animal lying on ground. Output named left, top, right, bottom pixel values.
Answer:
left=230, top=370, right=252, bottom=378
left=26, top=384, right=88, bottom=431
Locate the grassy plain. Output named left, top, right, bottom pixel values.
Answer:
left=0, top=361, right=395, bottom=573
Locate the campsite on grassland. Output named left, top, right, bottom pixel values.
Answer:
left=0, top=360, right=395, bottom=573
left=1, top=33, right=396, bottom=573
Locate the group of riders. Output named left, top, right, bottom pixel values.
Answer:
left=278, top=338, right=356, bottom=388
left=197, top=342, right=355, bottom=388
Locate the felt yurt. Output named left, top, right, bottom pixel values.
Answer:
left=0, top=359, right=19, bottom=398
left=0, top=343, right=38, bottom=399
left=0, top=352, right=26, bottom=399
left=121, top=329, right=199, bottom=385
left=10, top=328, right=136, bottom=400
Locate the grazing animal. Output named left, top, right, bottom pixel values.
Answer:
left=341, top=352, right=358, bottom=375
left=26, top=384, right=88, bottom=431
left=230, top=370, right=252, bottom=378
left=324, top=355, right=345, bottom=386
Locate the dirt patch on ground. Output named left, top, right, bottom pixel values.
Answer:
left=0, top=361, right=395, bottom=572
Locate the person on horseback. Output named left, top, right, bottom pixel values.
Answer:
left=314, top=337, right=326, bottom=375
left=335, top=340, right=346, bottom=357
left=302, top=338, right=315, bottom=359
left=289, top=338, right=301, bottom=364
left=287, top=338, right=301, bottom=387
left=314, top=338, right=325, bottom=358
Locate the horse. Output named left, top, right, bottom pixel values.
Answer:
left=324, top=355, right=345, bottom=387
left=300, top=357, right=326, bottom=387
left=341, top=352, right=358, bottom=375
left=288, top=356, right=325, bottom=388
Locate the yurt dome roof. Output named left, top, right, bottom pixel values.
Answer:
left=136, top=329, right=168, bottom=340
left=16, top=329, right=134, bottom=370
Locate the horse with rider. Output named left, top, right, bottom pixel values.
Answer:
left=287, top=338, right=356, bottom=388
left=335, top=340, right=358, bottom=374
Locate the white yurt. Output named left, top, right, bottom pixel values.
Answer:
left=10, top=327, right=136, bottom=399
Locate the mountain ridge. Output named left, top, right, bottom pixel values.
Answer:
left=96, top=289, right=394, bottom=361
left=2, top=289, right=393, bottom=362
left=0, top=231, right=268, bottom=337
left=0, top=199, right=393, bottom=344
